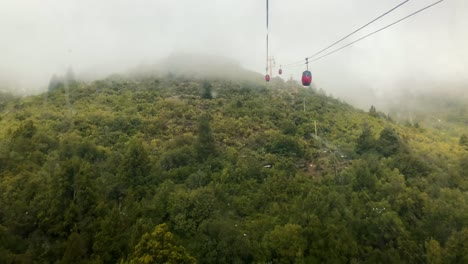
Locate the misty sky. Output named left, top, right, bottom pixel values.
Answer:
left=1, top=0, right=467, bottom=107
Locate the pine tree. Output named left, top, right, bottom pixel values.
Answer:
left=195, top=114, right=216, bottom=161
left=117, top=138, right=151, bottom=199
left=369, top=105, right=378, bottom=117
left=459, top=134, right=468, bottom=148
left=201, top=81, right=213, bottom=99
left=377, top=127, right=401, bottom=157
left=356, top=123, right=375, bottom=155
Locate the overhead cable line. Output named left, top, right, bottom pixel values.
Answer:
left=308, top=0, right=411, bottom=60
left=266, top=0, right=269, bottom=72
left=309, top=0, right=445, bottom=64
left=282, top=0, right=412, bottom=68
left=265, top=0, right=271, bottom=82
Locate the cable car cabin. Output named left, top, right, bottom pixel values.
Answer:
left=265, top=74, right=270, bottom=82
left=302, top=71, right=312, bottom=86
left=278, top=68, right=283, bottom=75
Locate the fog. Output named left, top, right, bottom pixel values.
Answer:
left=1, top=0, right=467, bottom=109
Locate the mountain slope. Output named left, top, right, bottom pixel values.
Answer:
left=0, top=73, right=466, bottom=263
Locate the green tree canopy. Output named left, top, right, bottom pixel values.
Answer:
left=369, top=105, right=378, bottom=117
left=127, top=224, right=196, bottom=264
left=377, top=127, right=402, bottom=157
left=195, top=114, right=216, bottom=161
left=356, top=123, right=376, bottom=155
left=459, top=134, right=468, bottom=148
left=201, top=81, right=213, bottom=100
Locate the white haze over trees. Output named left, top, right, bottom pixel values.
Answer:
left=1, top=0, right=467, bottom=109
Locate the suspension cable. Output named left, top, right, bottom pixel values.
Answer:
left=282, top=0, right=412, bottom=68
left=266, top=0, right=269, bottom=74
left=309, top=0, right=445, bottom=64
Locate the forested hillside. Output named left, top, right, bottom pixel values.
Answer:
left=0, top=74, right=467, bottom=263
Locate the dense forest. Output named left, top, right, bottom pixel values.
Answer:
left=0, top=73, right=467, bottom=263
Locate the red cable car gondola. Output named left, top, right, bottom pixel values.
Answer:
left=301, top=58, right=312, bottom=86
left=278, top=68, right=283, bottom=75
left=265, top=74, right=270, bottom=82
left=302, top=71, right=312, bottom=86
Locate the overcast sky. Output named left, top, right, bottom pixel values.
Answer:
left=1, top=0, right=467, bottom=107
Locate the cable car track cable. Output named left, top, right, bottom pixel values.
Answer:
left=281, top=0, right=414, bottom=68
left=282, top=0, right=445, bottom=69
left=282, top=0, right=412, bottom=67
left=265, top=0, right=271, bottom=82
left=308, top=0, right=445, bottom=64
left=307, top=0, right=411, bottom=60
